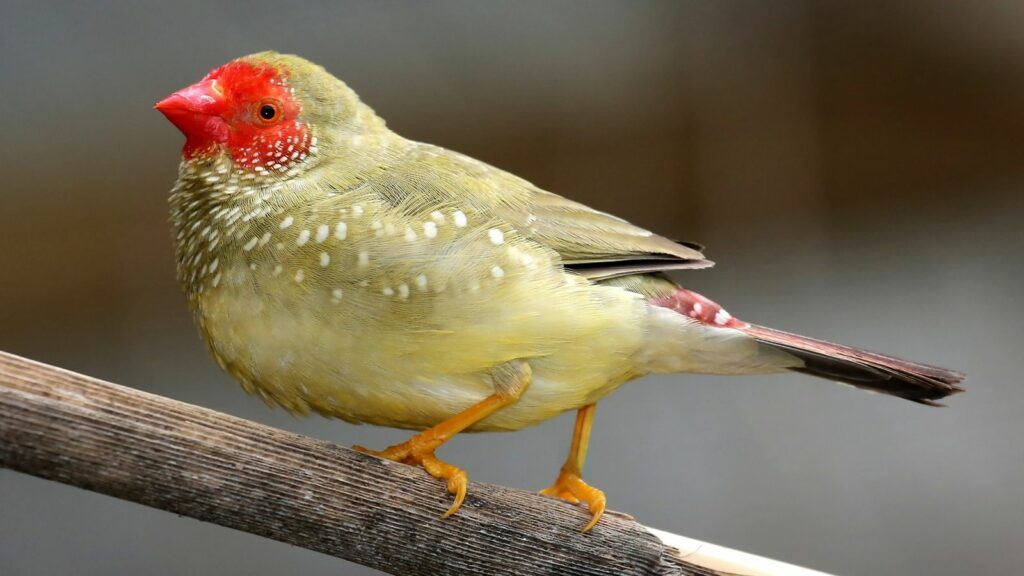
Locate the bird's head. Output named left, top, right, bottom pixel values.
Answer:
left=156, top=52, right=381, bottom=174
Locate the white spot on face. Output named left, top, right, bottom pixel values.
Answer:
left=296, top=229, right=311, bottom=246
left=430, top=211, right=445, bottom=224
left=382, top=286, right=394, bottom=296
left=453, top=210, right=468, bottom=227
left=358, top=251, right=369, bottom=266
left=243, top=236, right=259, bottom=251
left=249, top=262, right=257, bottom=270
left=398, top=283, right=409, bottom=299
left=491, top=266, right=505, bottom=278
left=488, top=228, right=505, bottom=245
left=279, top=216, right=294, bottom=229
left=294, top=269, right=305, bottom=283
left=423, top=221, right=438, bottom=239
left=415, top=274, right=428, bottom=291
left=315, top=224, right=330, bottom=243
left=319, top=252, right=330, bottom=267
left=334, top=222, right=348, bottom=240
left=404, top=227, right=417, bottom=242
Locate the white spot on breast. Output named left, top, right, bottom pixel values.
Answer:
left=382, top=286, right=394, bottom=296
left=415, top=274, right=428, bottom=291
left=211, top=272, right=222, bottom=287
left=258, top=232, right=272, bottom=246
left=331, top=288, right=343, bottom=302
left=243, top=236, right=259, bottom=251
left=273, top=265, right=283, bottom=276
left=453, top=210, right=468, bottom=227
left=296, top=229, right=311, bottom=246
left=319, top=252, right=330, bottom=267
left=404, top=227, right=417, bottom=241
left=352, top=205, right=364, bottom=217
left=334, top=222, right=348, bottom=240
left=398, top=283, right=410, bottom=299
left=315, top=224, right=330, bottom=243
left=491, top=266, right=505, bottom=278
left=358, top=251, right=369, bottom=266
left=209, top=258, right=219, bottom=273
left=488, top=228, right=505, bottom=245
left=279, top=215, right=294, bottom=229
left=294, top=269, right=305, bottom=283
left=423, top=221, right=438, bottom=239
left=430, top=211, right=445, bottom=224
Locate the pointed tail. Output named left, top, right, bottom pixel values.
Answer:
left=643, top=283, right=966, bottom=406
left=741, top=324, right=965, bottom=406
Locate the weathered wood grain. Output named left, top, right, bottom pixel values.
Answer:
left=0, top=351, right=724, bottom=576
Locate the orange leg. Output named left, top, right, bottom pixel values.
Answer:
left=540, top=403, right=606, bottom=532
left=354, top=363, right=530, bottom=519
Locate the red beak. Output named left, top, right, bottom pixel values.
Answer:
left=155, top=79, right=229, bottom=148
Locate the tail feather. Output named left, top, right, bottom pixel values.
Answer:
left=635, top=280, right=965, bottom=406
left=743, top=324, right=965, bottom=406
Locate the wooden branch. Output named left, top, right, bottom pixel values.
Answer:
left=0, top=351, right=829, bottom=576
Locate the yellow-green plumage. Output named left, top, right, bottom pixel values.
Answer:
left=160, top=52, right=963, bottom=532
left=168, top=52, right=717, bottom=431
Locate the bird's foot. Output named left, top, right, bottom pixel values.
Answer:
left=354, top=436, right=468, bottom=518
left=540, top=468, right=607, bottom=532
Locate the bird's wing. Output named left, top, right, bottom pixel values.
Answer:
left=381, top=143, right=711, bottom=281
left=496, top=189, right=712, bottom=281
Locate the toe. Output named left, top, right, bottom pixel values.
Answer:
left=540, top=473, right=607, bottom=532
left=580, top=488, right=606, bottom=533
left=539, top=485, right=580, bottom=504
left=419, top=452, right=469, bottom=519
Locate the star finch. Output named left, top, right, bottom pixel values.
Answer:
left=156, top=52, right=964, bottom=531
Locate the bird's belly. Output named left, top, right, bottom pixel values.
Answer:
left=194, top=274, right=639, bottom=432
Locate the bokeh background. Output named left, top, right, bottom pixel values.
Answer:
left=2, top=1, right=1022, bottom=574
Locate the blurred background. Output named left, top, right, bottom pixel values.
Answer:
left=1, top=1, right=1022, bottom=574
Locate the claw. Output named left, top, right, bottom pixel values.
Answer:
left=540, top=468, right=606, bottom=532
left=354, top=439, right=468, bottom=519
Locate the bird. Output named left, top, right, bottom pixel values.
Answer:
left=155, top=51, right=964, bottom=532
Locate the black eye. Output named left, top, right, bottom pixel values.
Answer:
left=259, top=104, right=277, bottom=121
